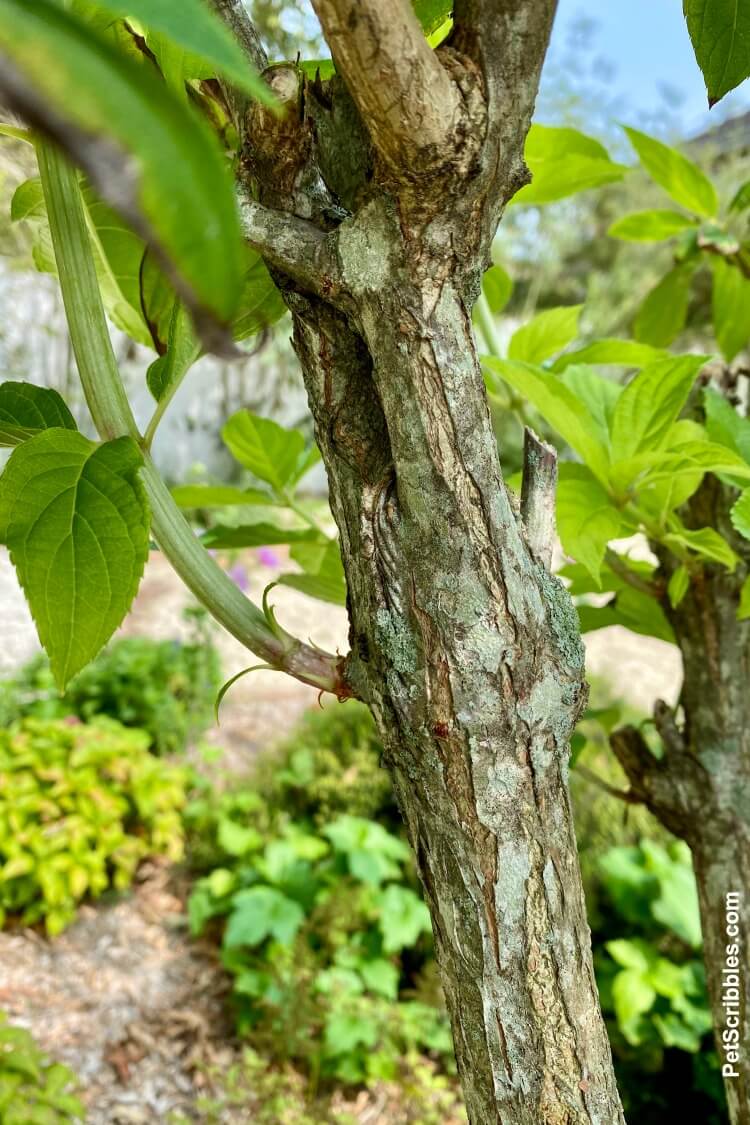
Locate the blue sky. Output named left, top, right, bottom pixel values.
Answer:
left=541, top=0, right=749, bottom=137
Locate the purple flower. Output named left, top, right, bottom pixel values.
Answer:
left=227, top=562, right=249, bottom=591
left=257, top=546, right=280, bottom=568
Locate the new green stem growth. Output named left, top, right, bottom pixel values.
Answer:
left=36, top=140, right=345, bottom=696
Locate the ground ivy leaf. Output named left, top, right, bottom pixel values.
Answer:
left=0, top=430, right=150, bottom=689
left=0, top=381, right=78, bottom=446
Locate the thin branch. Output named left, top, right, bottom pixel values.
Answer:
left=452, top=0, right=558, bottom=217
left=210, top=0, right=267, bottom=73
left=604, top=548, right=664, bottom=597
left=453, top=0, right=558, bottom=113
left=210, top=0, right=267, bottom=137
left=576, top=765, right=642, bottom=806
left=309, top=0, right=465, bottom=172
left=520, top=428, right=556, bottom=570
left=239, top=195, right=345, bottom=299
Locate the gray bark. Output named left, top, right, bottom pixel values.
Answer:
left=235, top=4, right=625, bottom=1119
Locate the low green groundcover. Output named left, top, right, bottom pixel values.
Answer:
left=0, top=717, right=188, bottom=935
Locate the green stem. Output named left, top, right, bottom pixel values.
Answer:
left=283, top=491, right=329, bottom=538
left=37, top=140, right=346, bottom=695
left=474, top=291, right=504, bottom=358
left=475, top=295, right=536, bottom=430
left=143, top=360, right=195, bottom=450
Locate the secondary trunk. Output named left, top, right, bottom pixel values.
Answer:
left=669, top=478, right=750, bottom=1125
left=613, top=475, right=750, bottom=1125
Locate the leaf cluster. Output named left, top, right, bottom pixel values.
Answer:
left=184, top=702, right=451, bottom=1086
left=0, top=1011, right=84, bottom=1124
left=0, top=717, right=188, bottom=935
left=0, top=631, right=222, bottom=756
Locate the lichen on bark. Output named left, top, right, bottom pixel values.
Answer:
left=231, top=2, right=626, bottom=1120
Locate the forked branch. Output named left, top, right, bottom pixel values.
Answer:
left=310, top=0, right=465, bottom=172
left=239, top=197, right=345, bottom=300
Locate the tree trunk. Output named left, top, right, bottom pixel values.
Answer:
left=236, top=4, right=626, bottom=1118
left=613, top=475, right=750, bottom=1125
left=289, top=271, right=623, bottom=1124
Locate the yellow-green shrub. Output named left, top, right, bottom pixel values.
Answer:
left=0, top=717, right=188, bottom=935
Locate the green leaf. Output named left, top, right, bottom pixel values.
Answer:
left=201, top=523, right=323, bottom=549
left=13, top=176, right=156, bottom=346
left=376, top=884, right=432, bottom=954
left=324, top=816, right=409, bottom=886
left=512, top=125, right=628, bottom=205
left=703, top=387, right=750, bottom=463
left=668, top=564, right=690, bottom=608
left=0, top=430, right=150, bottom=688
left=222, top=411, right=308, bottom=493
left=279, top=539, right=347, bottom=605
left=652, top=1012, right=702, bottom=1053
left=0, top=381, right=77, bottom=446
left=606, top=938, right=655, bottom=972
left=232, top=251, right=287, bottom=341
left=558, top=365, right=622, bottom=447
left=412, top=0, right=453, bottom=37
left=359, top=958, right=399, bottom=1000
left=624, top=125, right=718, bottom=217
left=0, top=0, right=244, bottom=340
left=738, top=575, right=750, bottom=620
left=170, top=484, right=278, bottom=508
left=609, top=355, right=708, bottom=461
left=146, top=301, right=200, bottom=402
left=481, top=263, right=513, bottom=314
left=11, top=176, right=60, bottom=274
left=507, top=305, right=582, bottom=364
left=711, top=257, right=750, bottom=361
left=550, top=339, right=666, bottom=372
left=556, top=464, right=623, bottom=584
left=683, top=0, right=750, bottom=105
left=731, top=490, right=750, bottom=539
left=643, top=840, right=702, bottom=948
left=730, top=180, right=750, bottom=213
left=576, top=588, right=675, bottom=643
left=224, top=886, right=304, bottom=948
left=633, top=264, right=694, bottom=347
left=482, top=357, right=610, bottom=482
left=217, top=817, right=263, bottom=857
left=324, top=1012, right=379, bottom=1056
left=612, top=969, right=656, bottom=1044
left=82, top=184, right=155, bottom=345
left=79, top=0, right=274, bottom=105
left=10, top=176, right=46, bottom=223
left=608, top=209, right=697, bottom=241
left=663, top=524, right=738, bottom=570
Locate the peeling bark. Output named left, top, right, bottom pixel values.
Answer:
left=231, top=4, right=625, bottom=1119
